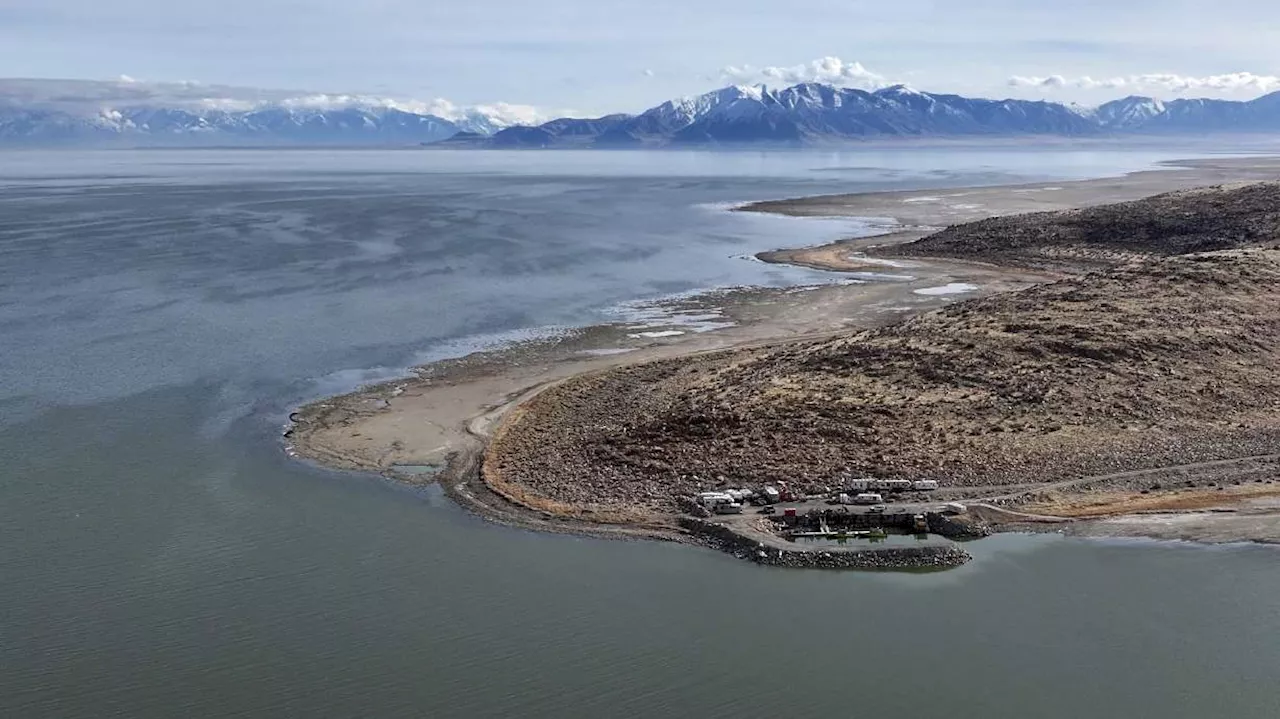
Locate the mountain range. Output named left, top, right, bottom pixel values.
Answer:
left=0, top=105, right=466, bottom=146
left=457, top=84, right=1280, bottom=148
left=3, top=80, right=1280, bottom=147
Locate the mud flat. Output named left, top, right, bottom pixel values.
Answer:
left=290, top=157, right=1280, bottom=566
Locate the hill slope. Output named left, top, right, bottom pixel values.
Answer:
left=890, top=182, right=1280, bottom=270
left=486, top=184, right=1280, bottom=515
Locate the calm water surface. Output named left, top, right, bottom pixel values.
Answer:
left=2, top=148, right=1277, bottom=718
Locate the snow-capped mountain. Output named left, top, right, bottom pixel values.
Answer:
left=0, top=104, right=461, bottom=146
left=1094, top=92, right=1280, bottom=132
left=471, top=83, right=1103, bottom=148
left=450, top=111, right=508, bottom=136
left=0, top=78, right=536, bottom=146
left=1092, top=96, right=1167, bottom=128
left=6, top=77, right=1280, bottom=147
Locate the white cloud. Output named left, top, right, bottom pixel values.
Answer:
left=266, top=94, right=561, bottom=127
left=197, top=97, right=258, bottom=112
left=467, top=102, right=549, bottom=126
left=0, top=78, right=561, bottom=128
left=277, top=93, right=371, bottom=110
left=721, top=56, right=890, bottom=89
left=1009, top=72, right=1280, bottom=95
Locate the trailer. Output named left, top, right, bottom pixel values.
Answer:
left=912, top=480, right=940, bottom=491
left=853, top=493, right=884, bottom=505
left=696, top=491, right=734, bottom=507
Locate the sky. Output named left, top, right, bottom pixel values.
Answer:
left=1, top=0, right=1279, bottom=118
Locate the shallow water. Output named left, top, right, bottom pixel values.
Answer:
left=2, top=148, right=1278, bottom=718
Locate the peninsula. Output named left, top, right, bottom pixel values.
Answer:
left=288, top=157, right=1280, bottom=568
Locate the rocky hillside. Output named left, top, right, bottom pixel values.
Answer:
left=486, top=185, right=1280, bottom=515
left=890, top=183, right=1280, bottom=270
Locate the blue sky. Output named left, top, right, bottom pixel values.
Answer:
left=1, top=0, right=1278, bottom=116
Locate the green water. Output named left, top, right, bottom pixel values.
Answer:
left=3, top=149, right=1277, bottom=718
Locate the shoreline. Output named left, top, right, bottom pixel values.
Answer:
left=287, top=155, right=1280, bottom=567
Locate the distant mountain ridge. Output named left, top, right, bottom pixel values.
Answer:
left=0, top=104, right=463, bottom=146
left=1095, top=93, right=1280, bottom=132
left=3, top=80, right=1280, bottom=147
left=449, top=83, right=1280, bottom=148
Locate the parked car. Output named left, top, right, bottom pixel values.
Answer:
left=758, top=505, right=777, bottom=515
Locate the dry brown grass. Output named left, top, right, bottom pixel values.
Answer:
left=1023, top=485, right=1280, bottom=517
left=486, top=185, right=1280, bottom=515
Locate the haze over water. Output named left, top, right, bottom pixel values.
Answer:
left=2, top=149, right=1278, bottom=718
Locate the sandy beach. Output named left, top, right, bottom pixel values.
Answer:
left=287, top=156, right=1280, bottom=552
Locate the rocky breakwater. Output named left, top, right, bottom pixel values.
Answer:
left=678, top=518, right=971, bottom=570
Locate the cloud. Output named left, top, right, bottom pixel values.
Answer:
left=420, top=97, right=551, bottom=127
left=0, top=78, right=560, bottom=127
left=236, top=93, right=559, bottom=127
left=721, top=56, right=890, bottom=89
left=1009, top=71, right=1280, bottom=95
left=197, top=97, right=258, bottom=112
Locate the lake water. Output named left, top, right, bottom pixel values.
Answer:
left=2, top=148, right=1278, bottom=718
